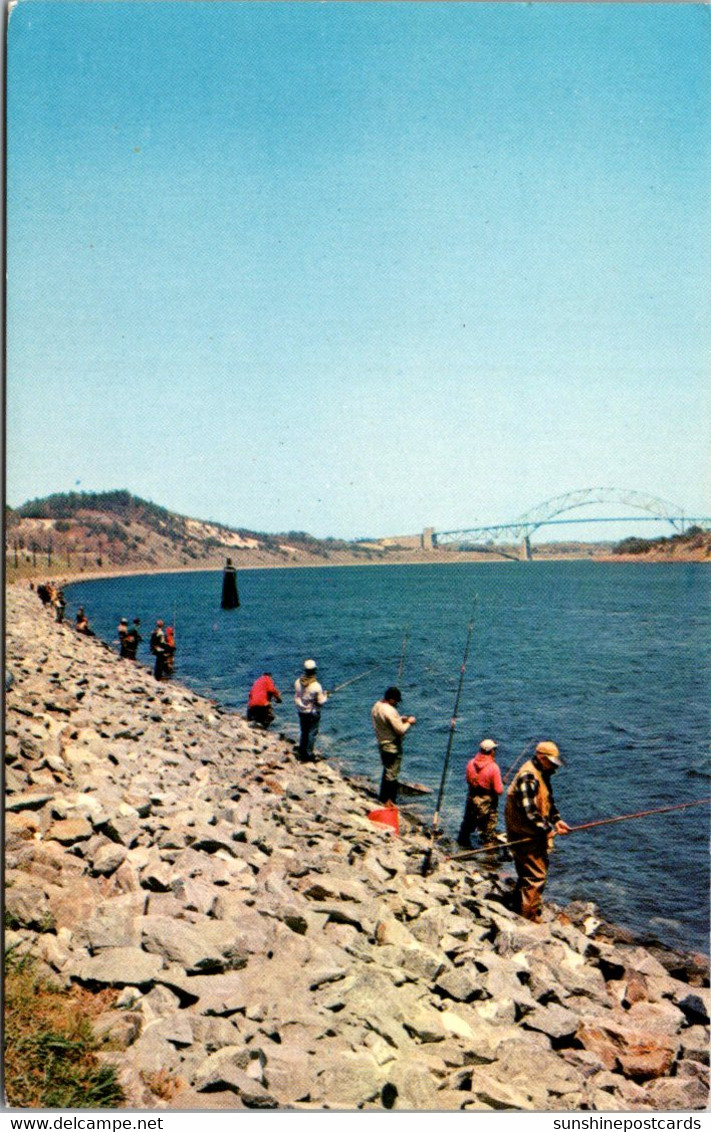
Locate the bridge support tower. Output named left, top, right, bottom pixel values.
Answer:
left=422, top=527, right=435, bottom=551
left=522, top=536, right=533, bottom=561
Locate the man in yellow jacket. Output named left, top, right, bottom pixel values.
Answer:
left=504, top=741, right=570, bottom=922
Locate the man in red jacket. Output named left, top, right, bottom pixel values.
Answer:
left=457, top=738, right=503, bottom=851
left=247, top=671, right=282, bottom=729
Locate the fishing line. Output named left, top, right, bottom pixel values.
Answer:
left=421, top=597, right=478, bottom=876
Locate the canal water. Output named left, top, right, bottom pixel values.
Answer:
left=66, top=560, right=710, bottom=953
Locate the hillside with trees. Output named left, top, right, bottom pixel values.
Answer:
left=5, top=491, right=392, bottom=577
left=611, top=526, right=710, bottom=561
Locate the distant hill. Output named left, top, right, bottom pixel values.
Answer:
left=611, top=526, right=711, bottom=561
left=6, top=490, right=391, bottom=574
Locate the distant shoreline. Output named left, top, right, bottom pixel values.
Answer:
left=8, top=547, right=709, bottom=592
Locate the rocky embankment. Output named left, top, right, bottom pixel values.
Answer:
left=5, top=587, right=709, bottom=1112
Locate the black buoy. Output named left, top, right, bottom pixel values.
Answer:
left=221, top=557, right=240, bottom=609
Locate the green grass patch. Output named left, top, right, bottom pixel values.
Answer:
left=4, top=949, right=125, bottom=1109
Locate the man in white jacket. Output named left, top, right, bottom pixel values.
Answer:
left=294, top=659, right=328, bottom=762
left=371, top=686, right=416, bottom=804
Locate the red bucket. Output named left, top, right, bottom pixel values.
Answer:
left=367, top=802, right=399, bottom=835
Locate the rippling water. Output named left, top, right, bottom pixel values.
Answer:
left=66, top=561, right=710, bottom=953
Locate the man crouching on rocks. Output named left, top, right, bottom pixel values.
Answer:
left=504, top=741, right=570, bottom=922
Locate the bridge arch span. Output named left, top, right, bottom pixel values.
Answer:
left=431, top=487, right=704, bottom=551
left=512, top=487, right=687, bottom=539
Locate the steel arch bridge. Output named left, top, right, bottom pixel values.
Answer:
left=431, top=487, right=710, bottom=551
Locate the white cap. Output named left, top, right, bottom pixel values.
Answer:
left=480, top=739, right=498, bottom=752
left=303, top=659, right=317, bottom=672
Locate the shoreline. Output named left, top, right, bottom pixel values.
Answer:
left=9, top=548, right=709, bottom=592
left=23, top=560, right=711, bottom=958
left=5, top=585, right=709, bottom=1111
left=59, top=567, right=711, bottom=961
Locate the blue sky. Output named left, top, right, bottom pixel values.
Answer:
left=7, top=2, right=710, bottom=540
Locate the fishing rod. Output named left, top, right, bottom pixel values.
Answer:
left=421, top=598, right=478, bottom=877
left=328, top=663, right=384, bottom=696
left=502, top=738, right=535, bottom=786
left=567, top=796, right=711, bottom=833
left=397, top=625, right=410, bottom=684
left=451, top=835, right=534, bottom=861
left=449, top=796, right=711, bottom=862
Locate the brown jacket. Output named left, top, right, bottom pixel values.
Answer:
left=505, top=758, right=552, bottom=841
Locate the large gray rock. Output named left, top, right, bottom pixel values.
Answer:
left=624, top=999, right=686, bottom=1036
left=495, top=1037, right=586, bottom=1099
left=435, top=966, right=483, bottom=1003
left=47, top=876, right=102, bottom=932
left=522, top=1002, right=581, bottom=1041
left=5, top=882, right=55, bottom=931
left=644, top=1075, right=709, bottom=1111
left=156, top=970, right=247, bottom=1015
left=679, top=1025, right=711, bottom=1065
left=262, top=1044, right=314, bottom=1104
left=383, top=1057, right=441, bottom=1109
left=314, top=1052, right=384, bottom=1108
left=190, top=1016, right=243, bottom=1052
left=193, top=1049, right=278, bottom=1107
left=139, top=915, right=249, bottom=974
left=393, top=945, right=447, bottom=984
left=71, top=947, right=163, bottom=988
left=140, top=852, right=179, bottom=892
left=124, top=1021, right=183, bottom=1076
left=46, top=817, right=93, bottom=844
left=467, top=1067, right=540, bottom=1111
left=139, top=984, right=183, bottom=1019
left=90, top=841, right=129, bottom=876
left=80, top=893, right=146, bottom=950
left=6, top=791, right=55, bottom=812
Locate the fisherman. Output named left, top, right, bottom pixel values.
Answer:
left=118, top=617, right=129, bottom=656
left=504, top=740, right=570, bottom=922
left=76, top=609, right=94, bottom=635
left=150, top=620, right=167, bottom=680
left=124, top=618, right=142, bottom=660
left=371, top=686, right=416, bottom=804
left=163, top=625, right=176, bottom=679
left=457, top=738, right=503, bottom=851
left=54, top=589, right=67, bottom=623
left=221, top=557, right=240, bottom=609
left=294, top=659, right=328, bottom=762
left=248, top=671, right=282, bottom=729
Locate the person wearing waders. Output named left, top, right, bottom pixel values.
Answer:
left=504, top=740, right=570, bottom=922
left=54, top=590, right=66, bottom=623
left=248, top=671, right=282, bottom=729
left=294, top=659, right=328, bottom=762
left=163, top=625, right=176, bottom=679
left=118, top=618, right=129, bottom=656
left=124, top=618, right=142, bottom=660
left=457, top=738, right=503, bottom=853
left=371, top=686, right=416, bottom=804
left=150, top=620, right=167, bottom=680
